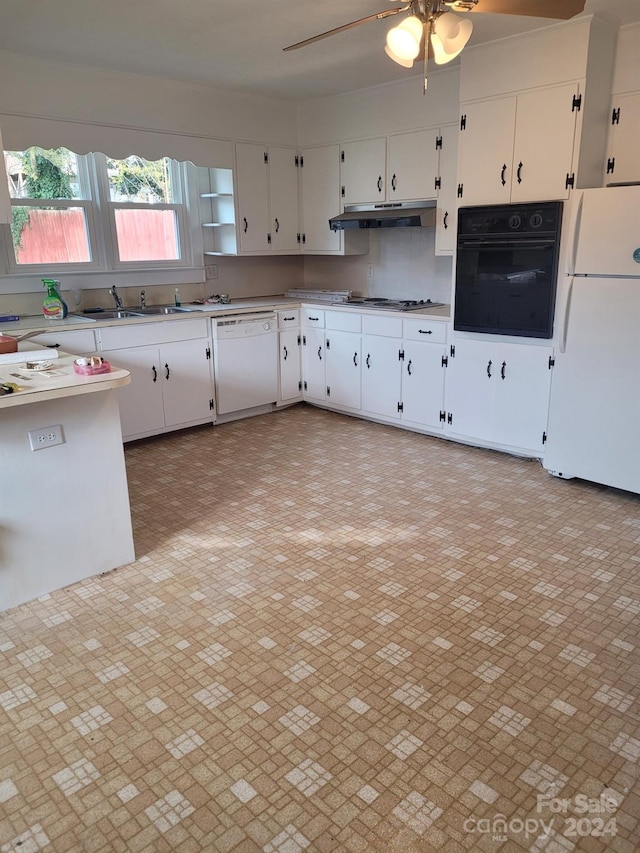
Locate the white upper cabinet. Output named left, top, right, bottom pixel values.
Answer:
left=457, top=83, right=580, bottom=206
left=434, top=123, right=459, bottom=256
left=341, top=131, right=443, bottom=206
left=341, top=138, right=386, bottom=206
left=386, top=129, right=439, bottom=202
left=605, top=92, right=640, bottom=185
left=235, top=142, right=300, bottom=254
left=299, top=145, right=368, bottom=255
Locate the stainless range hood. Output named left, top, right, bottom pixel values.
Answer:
left=329, top=201, right=436, bottom=231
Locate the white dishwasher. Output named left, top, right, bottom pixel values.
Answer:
left=211, top=312, right=278, bottom=414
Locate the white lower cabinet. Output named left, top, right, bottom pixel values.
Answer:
left=301, top=327, right=326, bottom=403
left=325, top=330, right=361, bottom=409
left=361, top=316, right=447, bottom=429
left=444, top=339, right=553, bottom=452
left=29, top=328, right=97, bottom=355
left=279, top=328, right=302, bottom=402
left=99, top=319, right=214, bottom=441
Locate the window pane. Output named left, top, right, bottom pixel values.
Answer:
left=114, top=208, right=179, bottom=261
left=107, top=156, right=175, bottom=203
left=12, top=206, right=91, bottom=264
left=5, top=148, right=84, bottom=200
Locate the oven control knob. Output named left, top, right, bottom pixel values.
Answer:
left=529, top=212, right=544, bottom=229
left=508, top=214, right=522, bottom=230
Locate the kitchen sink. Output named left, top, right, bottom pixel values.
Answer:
left=91, top=310, right=145, bottom=320
left=135, top=306, right=198, bottom=315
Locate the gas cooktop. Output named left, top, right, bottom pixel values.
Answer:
left=336, top=298, right=444, bottom=312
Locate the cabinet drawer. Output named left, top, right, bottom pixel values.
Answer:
left=326, top=310, right=361, bottom=333
left=29, top=329, right=97, bottom=354
left=278, top=309, right=300, bottom=329
left=98, top=318, right=209, bottom=350
left=362, top=314, right=402, bottom=338
left=302, top=307, right=325, bottom=328
left=402, top=318, right=447, bottom=344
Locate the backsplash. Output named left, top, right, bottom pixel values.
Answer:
left=303, top=228, right=453, bottom=302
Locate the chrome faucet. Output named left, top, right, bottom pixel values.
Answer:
left=140, top=289, right=146, bottom=309
left=108, top=285, right=123, bottom=310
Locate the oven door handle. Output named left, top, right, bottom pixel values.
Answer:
left=457, top=239, right=556, bottom=249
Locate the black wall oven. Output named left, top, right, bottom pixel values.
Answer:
left=454, top=201, right=563, bottom=338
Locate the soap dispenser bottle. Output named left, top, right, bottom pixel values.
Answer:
left=42, top=279, right=68, bottom=320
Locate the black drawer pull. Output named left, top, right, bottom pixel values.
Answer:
left=487, top=359, right=492, bottom=378
left=165, top=363, right=170, bottom=380
left=152, top=365, right=157, bottom=382
left=501, top=360, right=506, bottom=380
left=308, top=315, right=319, bottom=321
left=317, top=346, right=322, bottom=360
left=283, top=346, right=288, bottom=361
left=283, top=315, right=296, bottom=321
left=418, top=329, right=433, bottom=335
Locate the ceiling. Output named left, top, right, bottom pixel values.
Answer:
left=0, top=0, right=638, bottom=101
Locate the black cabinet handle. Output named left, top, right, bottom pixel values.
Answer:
left=418, top=329, right=433, bottom=335
left=283, top=315, right=296, bottom=321
left=487, top=359, right=492, bottom=378
left=391, top=174, right=397, bottom=192
left=308, top=316, right=319, bottom=321
left=353, top=352, right=358, bottom=367
left=516, top=162, right=523, bottom=184
left=366, top=354, right=371, bottom=369
left=274, top=217, right=280, bottom=233
left=500, top=164, right=507, bottom=186
left=283, top=346, right=288, bottom=361
left=443, top=211, right=449, bottom=230
left=152, top=365, right=157, bottom=382
left=165, top=363, right=170, bottom=380
left=501, top=360, right=506, bottom=380
left=407, top=359, right=412, bottom=376
left=377, top=175, right=383, bottom=193
left=243, top=217, right=248, bottom=233
left=317, top=346, right=322, bottom=361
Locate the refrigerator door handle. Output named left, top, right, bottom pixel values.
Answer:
left=566, top=191, right=584, bottom=276
left=560, top=276, right=575, bottom=354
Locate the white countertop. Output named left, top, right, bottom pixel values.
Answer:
left=0, top=296, right=451, bottom=336
left=0, top=344, right=130, bottom=408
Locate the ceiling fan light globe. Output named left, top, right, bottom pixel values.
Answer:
left=385, top=16, right=422, bottom=61
left=384, top=44, right=415, bottom=68
left=431, top=12, right=473, bottom=64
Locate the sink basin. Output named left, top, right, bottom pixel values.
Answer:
left=136, top=306, right=198, bottom=315
left=91, top=310, right=145, bottom=320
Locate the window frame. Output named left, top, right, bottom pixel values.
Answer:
left=94, top=153, right=192, bottom=271
left=1, top=149, right=195, bottom=277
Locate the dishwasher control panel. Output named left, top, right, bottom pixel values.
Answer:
left=212, top=313, right=277, bottom=339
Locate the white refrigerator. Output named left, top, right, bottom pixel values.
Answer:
left=543, top=185, right=640, bottom=494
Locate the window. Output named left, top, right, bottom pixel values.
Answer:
left=102, top=155, right=184, bottom=264
left=2, top=147, right=192, bottom=274
left=5, top=147, right=94, bottom=266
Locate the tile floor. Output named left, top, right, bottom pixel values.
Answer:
left=1, top=406, right=639, bottom=852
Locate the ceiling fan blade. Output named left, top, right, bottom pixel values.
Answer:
left=447, top=0, right=585, bottom=20
left=283, top=7, right=407, bottom=51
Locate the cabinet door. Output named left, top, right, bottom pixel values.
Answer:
left=435, top=123, right=458, bottom=256
left=235, top=143, right=270, bottom=253
left=457, top=97, right=517, bottom=205
left=606, top=92, right=640, bottom=185
left=387, top=130, right=438, bottom=202
left=269, top=146, right=300, bottom=253
left=444, top=340, right=499, bottom=442
left=511, top=83, right=578, bottom=203
left=401, top=341, right=446, bottom=429
left=280, top=328, right=301, bottom=402
left=325, top=330, right=361, bottom=409
left=300, top=146, right=342, bottom=253
left=493, top=343, right=553, bottom=452
left=361, top=334, right=402, bottom=419
left=341, top=138, right=386, bottom=205
left=160, top=338, right=213, bottom=428
left=101, top=346, right=165, bottom=439
left=301, top=327, right=326, bottom=402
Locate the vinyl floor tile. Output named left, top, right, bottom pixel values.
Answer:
left=1, top=406, right=639, bottom=852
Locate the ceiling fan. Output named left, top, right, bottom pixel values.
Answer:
left=283, top=0, right=586, bottom=91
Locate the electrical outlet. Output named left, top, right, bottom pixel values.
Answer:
left=28, top=424, right=65, bottom=451
left=367, top=264, right=374, bottom=279
left=205, top=264, right=219, bottom=280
